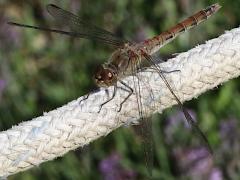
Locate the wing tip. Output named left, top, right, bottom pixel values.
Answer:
left=47, top=4, right=58, bottom=8
left=7, top=22, right=21, bottom=27
left=46, top=4, right=60, bottom=13
left=7, top=21, right=14, bottom=25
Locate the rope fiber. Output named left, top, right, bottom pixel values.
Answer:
left=1, top=27, right=240, bottom=177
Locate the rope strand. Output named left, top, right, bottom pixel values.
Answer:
left=1, top=27, right=240, bottom=177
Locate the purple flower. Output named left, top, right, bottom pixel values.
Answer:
left=0, top=79, right=6, bottom=94
left=173, top=147, right=222, bottom=179
left=164, top=109, right=196, bottom=144
left=220, top=118, right=238, bottom=142
left=0, top=15, right=20, bottom=51
left=99, top=153, right=136, bottom=180
left=219, top=118, right=240, bottom=159
left=209, top=168, right=223, bottom=180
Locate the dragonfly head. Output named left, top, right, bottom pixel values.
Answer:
left=94, top=64, right=117, bottom=87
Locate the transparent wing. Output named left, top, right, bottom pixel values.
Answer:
left=8, top=4, right=128, bottom=47
left=130, top=56, right=154, bottom=176
left=142, top=52, right=213, bottom=155
left=137, top=117, right=153, bottom=176
left=131, top=116, right=153, bottom=176
left=46, top=4, right=127, bottom=46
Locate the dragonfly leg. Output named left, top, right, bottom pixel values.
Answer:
left=161, top=69, right=180, bottom=73
left=118, top=80, right=133, bottom=112
left=98, top=86, right=117, bottom=113
left=79, top=93, right=90, bottom=105
left=139, top=67, right=180, bottom=74
left=79, top=89, right=100, bottom=105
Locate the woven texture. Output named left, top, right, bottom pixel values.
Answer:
left=1, top=27, right=240, bottom=177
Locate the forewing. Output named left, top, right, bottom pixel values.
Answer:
left=8, top=4, right=127, bottom=47
left=46, top=4, right=127, bottom=46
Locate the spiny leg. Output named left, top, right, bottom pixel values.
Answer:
left=140, top=66, right=180, bottom=74
left=161, top=69, right=180, bottom=73
left=79, top=89, right=100, bottom=105
left=79, top=93, right=90, bottom=105
left=117, top=80, right=133, bottom=112
left=98, top=86, right=117, bottom=113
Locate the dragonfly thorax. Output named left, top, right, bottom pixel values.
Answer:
left=94, top=64, right=118, bottom=88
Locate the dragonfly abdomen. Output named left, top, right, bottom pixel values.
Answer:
left=143, top=3, right=221, bottom=55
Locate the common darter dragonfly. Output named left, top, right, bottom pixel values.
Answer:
left=8, top=3, right=221, bottom=175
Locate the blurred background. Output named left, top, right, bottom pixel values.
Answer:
left=0, top=0, right=240, bottom=179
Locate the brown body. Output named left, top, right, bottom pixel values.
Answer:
left=95, top=3, right=221, bottom=87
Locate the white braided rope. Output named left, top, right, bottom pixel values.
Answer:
left=1, top=27, right=240, bottom=177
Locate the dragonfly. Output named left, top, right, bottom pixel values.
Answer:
left=8, top=3, right=221, bottom=175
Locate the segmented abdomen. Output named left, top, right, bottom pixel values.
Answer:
left=142, top=3, right=221, bottom=55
